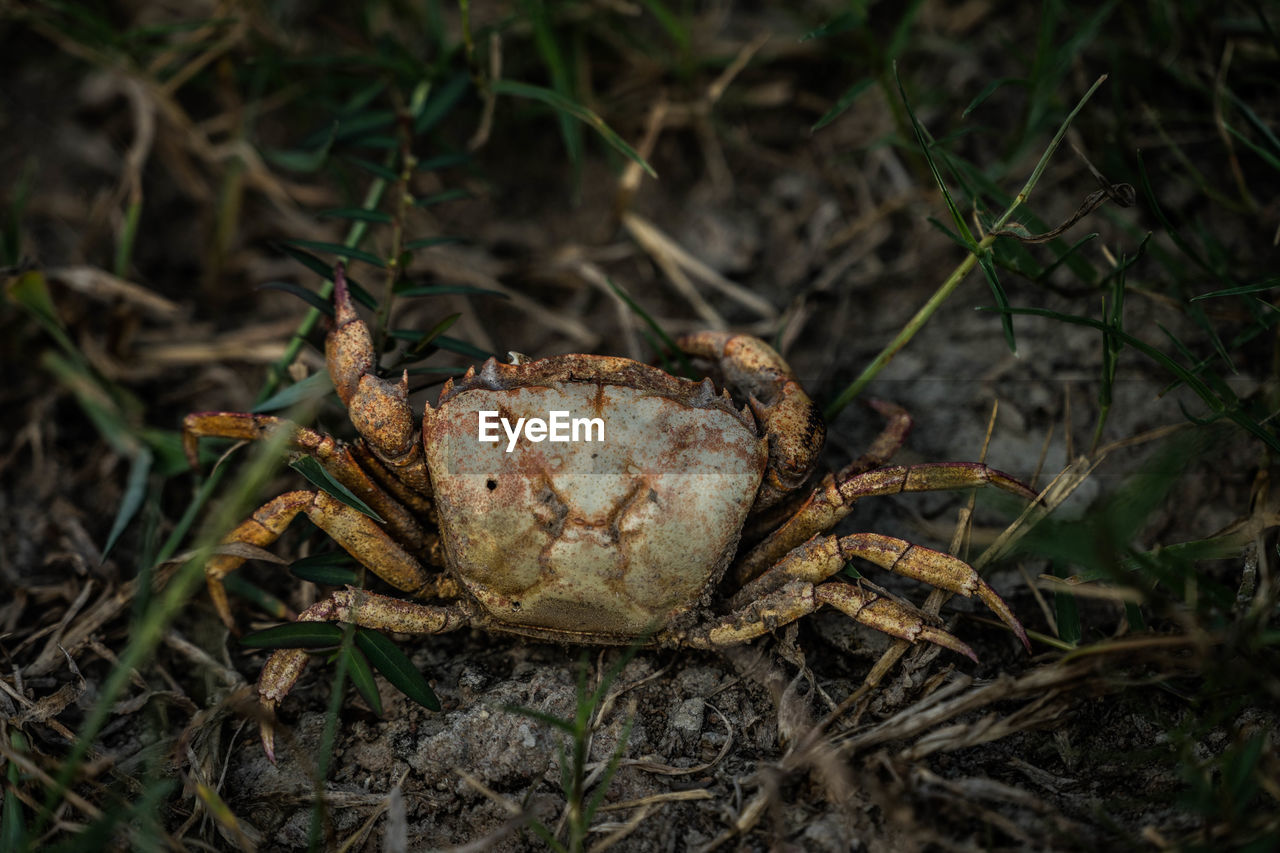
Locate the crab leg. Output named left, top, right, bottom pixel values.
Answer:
left=745, top=398, right=913, bottom=541
left=671, top=579, right=975, bottom=661
left=258, top=588, right=468, bottom=762
left=735, top=460, right=1037, bottom=586
left=730, top=532, right=1030, bottom=652
left=183, top=411, right=432, bottom=550
left=205, top=489, right=435, bottom=631
left=677, top=331, right=825, bottom=509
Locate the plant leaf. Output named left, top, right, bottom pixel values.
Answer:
left=343, top=155, right=400, bottom=182
left=282, top=239, right=386, bottom=269
left=317, top=207, right=394, bottom=224
left=290, top=456, right=385, bottom=522
left=492, top=79, right=656, bottom=178
left=416, top=152, right=470, bottom=172
left=241, top=622, right=344, bottom=649
left=895, top=63, right=977, bottom=248
left=605, top=277, right=696, bottom=379
left=812, top=77, right=874, bottom=132
left=411, top=189, right=470, bottom=208
left=344, top=645, right=383, bottom=716
left=976, top=251, right=1016, bottom=352
left=257, top=281, right=334, bottom=316
left=355, top=629, right=440, bottom=711
left=252, top=371, right=334, bottom=413
left=263, top=122, right=336, bottom=173
left=393, top=314, right=461, bottom=359
left=414, top=73, right=470, bottom=135
left=962, top=77, right=1027, bottom=117
left=434, top=335, right=491, bottom=360
left=102, top=446, right=151, bottom=559
left=403, top=236, right=464, bottom=251
left=395, top=284, right=506, bottom=299
left=290, top=552, right=362, bottom=586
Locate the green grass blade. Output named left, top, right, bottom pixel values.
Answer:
left=113, top=197, right=141, bottom=278
left=344, top=645, right=384, bottom=716
left=102, top=446, right=151, bottom=559
left=636, top=0, right=689, bottom=51
left=411, top=189, right=471, bottom=208
left=977, top=251, right=1016, bottom=352
left=395, top=284, right=506, bottom=299
left=962, top=77, right=1026, bottom=117
left=257, top=280, right=336, bottom=316
left=342, top=155, right=400, bottom=182
left=274, top=245, right=376, bottom=308
left=316, top=207, right=394, bottom=223
left=355, top=629, right=440, bottom=711
left=424, top=333, right=491, bottom=361
left=415, top=152, right=470, bottom=172
left=290, top=552, right=362, bottom=586
left=414, top=73, right=470, bottom=135
left=282, top=239, right=386, bottom=269
left=826, top=73, right=1111, bottom=417
left=1189, top=279, right=1280, bottom=300
left=252, top=372, right=334, bottom=413
left=1052, top=564, right=1082, bottom=646
left=492, top=80, right=657, bottom=178
left=605, top=277, right=696, bottom=378
left=811, top=78, right=873, bottom=132
left=3, top=732, right=28, bottom=851
left=222, top=574, right=292, bottom=620
left=241, top=622, right=344, bottom=649
left=894, top=62, right=976, bottom=248
left=263, top=122, right=337, bottom=173
left=996, top=307, right=1279, bottom=453
left=392, top=313, right=461, bottom=360
left=289, top=456, right=385, bottom=521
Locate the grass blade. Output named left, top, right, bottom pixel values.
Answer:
left=282, top=239, right=386, bottom=269
left=257, top=280, right=335, bottom=316
left=102, top=447, right=152, bottom=559
left=395, top=284, right=506, bottom=299
left=241, top=622, right=344, bottom=649
left=344, top=645, right=383, bottom=716
left=252, top=372, right=334, bottom=414
left=317, top=207, right=394, bottom=223
left=289, top=456, right=385, bottom=522
left=492, top=80, right=656, bottom=178
left=355, top=629, right=440, bottom=711
left=290, top=552, right=362, bottom=586
left=811, top=77, right=873, bottom=132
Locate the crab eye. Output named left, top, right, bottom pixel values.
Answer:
left=486, top=478, right=498, bottom=491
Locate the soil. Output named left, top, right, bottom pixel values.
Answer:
left=2, top=3, right=1277, bottom=851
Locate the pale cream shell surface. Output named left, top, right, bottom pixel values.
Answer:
left=423, top=381, right=767, bottom=638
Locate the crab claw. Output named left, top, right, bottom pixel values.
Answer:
left=260, top=701, right=278, bottom=765
left=973, top=578, right=1032, bottom=654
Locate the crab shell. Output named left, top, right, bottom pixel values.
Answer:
left=422, top=356, right=768, bottom=640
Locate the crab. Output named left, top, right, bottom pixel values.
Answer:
left=184, top=265, right=1035, bottom=759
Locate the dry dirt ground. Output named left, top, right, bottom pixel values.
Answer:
left=1, top=3, right=1277, bottom=851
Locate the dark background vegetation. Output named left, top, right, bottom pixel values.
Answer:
left=1, top=1, right=1278, bottom=850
